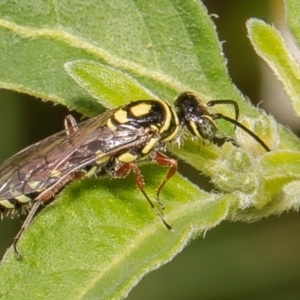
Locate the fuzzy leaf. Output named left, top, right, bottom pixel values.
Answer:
left=0, top=166, right=233, bottom=300
left=64, top=60, right=156, bottom=108
left=247, top=18, right=300, bottom=117
left=1, top=1, right=300, bottom=300
left=0, top=1, right=242, bottom=299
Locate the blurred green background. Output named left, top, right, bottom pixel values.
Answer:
left=1, top=1, right=300, bottom=299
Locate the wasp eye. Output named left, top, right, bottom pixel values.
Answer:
left=187, top=116, right=217, bottom=140
left=198, top=117, right=217, bottom=139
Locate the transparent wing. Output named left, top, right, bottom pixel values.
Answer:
left=0, top=109, right=149, bottom=200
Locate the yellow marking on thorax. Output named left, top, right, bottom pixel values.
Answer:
left=153, top=100, right=180, bottom=141
left=0, top=199, right=15, bottom=208
left=161, top=105, right=180, bottom=142
left=96, top=154, right=110, bottom=165
left=130, top=103, right=152, bottom=117
left=150, top=124, right=159, bottom=133
left=114, top=109, right=129, bottom=124
left=157, top=100, right=172, bottom=134
left=141, top=137, right=159, bottom=155
left=107, top=118, right=117, bottom=130
left=118, top=152, right=138, bottom=163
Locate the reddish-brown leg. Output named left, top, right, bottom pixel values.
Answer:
left=115, top=162, right=172, bottom=230
left=150, top=151, right=178, bottom=203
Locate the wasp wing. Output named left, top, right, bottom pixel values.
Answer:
left=0, top=109, right=150, bottom=200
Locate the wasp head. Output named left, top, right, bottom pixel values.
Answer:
left=174, top=92, right=217, bottom=140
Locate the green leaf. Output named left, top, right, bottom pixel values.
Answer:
left=246, top=18, right=300, bottom=117
left=64, top=60, right=156, bottom=108
left=244, top=5, right=300, bottom=221
left=285, top=0, right=300, bottom=48
left=1, top=1, right=300, bottom=299
left=0, top=1, right=244, bottom=298
left=0, top=165, right=234, bottom=300
left=0, top=0, right=245, bottom=116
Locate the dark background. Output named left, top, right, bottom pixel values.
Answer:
left=1, top=1, right=300, bottom=299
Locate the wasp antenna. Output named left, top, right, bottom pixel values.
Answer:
left=207, top=100, right=240, bottom=125
left=213, top=113, right=271, bottom=152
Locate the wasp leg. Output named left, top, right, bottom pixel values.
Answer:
left=64, top=115, right=79, bottom=136
left=150, top=151, right=178, bottom=206
left=13, top=200, right=41, bottom=260
left=212, top=136, right=239, bottom=147
left=13, top=171, right=83, bottom=259
left=115, top=162, right=172, bottom=230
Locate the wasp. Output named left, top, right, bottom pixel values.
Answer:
left=0, top=92, right=270, bottom=259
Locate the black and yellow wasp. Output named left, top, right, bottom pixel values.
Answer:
left=0, top=92, right=270, bottom=258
